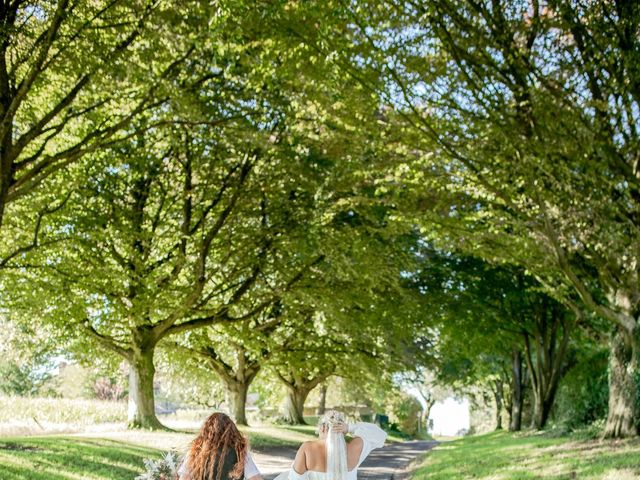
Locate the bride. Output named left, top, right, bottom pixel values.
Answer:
left=277, top=410, right=387, bottom=480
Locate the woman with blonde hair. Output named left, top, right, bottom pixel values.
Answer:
left=178, top=412, right=262, bottom=480
left=277, top=410, right=387, bottom=480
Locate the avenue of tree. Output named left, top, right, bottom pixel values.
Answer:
left=0, top=0, right=638, bottom=438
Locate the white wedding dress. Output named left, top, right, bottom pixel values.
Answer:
left=274, top=423, right=387, bottom=480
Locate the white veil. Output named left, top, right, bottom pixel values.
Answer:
left=321, top=410, right=348, bottom=480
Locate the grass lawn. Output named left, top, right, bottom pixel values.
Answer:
left=0, top=425, right=319, bottom=479
left=413, top=431, right=640, bottom=480
left=0, top=421, right=406, bottom=479
left=0, top=436, right=158, bottom=480
left=244, top=424, right=318, bottom=448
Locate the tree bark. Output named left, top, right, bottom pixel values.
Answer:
left=227, top=380, right=250, bottom=426
left=193, top=343, right=262, bottom=427
left=530, top=386, right=555, bottom=430
left=284, top=386, right=311, bottom=424
left=316, top=382, right=328, bottom=415
left=509, top=348, right=524, bottom=432
left=127, top=348, right=164, bottom=429
left=276, top=363, right=332, bottom=425
left=493, top=378, right=503, bottom=430
left=415, top=383, right=437, bottom=434
left=422, top=397, right=436, bottom=434
left=0, top=136, right=10, bottom=227
left=604, top=327, right=639, bottom=438
left=523, top=300, right=572, bottom=430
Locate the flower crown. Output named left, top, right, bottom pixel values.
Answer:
left=319, top=409, right=346, bottom=427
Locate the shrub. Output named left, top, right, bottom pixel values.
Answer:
left=387, top=392, right=422, bottom=437
left=554, top=347, right=608, bottom=429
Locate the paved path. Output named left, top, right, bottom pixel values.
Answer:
left=252, top=446, right=298, bottom=478
left=359, top=441, right=437, bottom=480
left=254, top=441, right=438, bottom=480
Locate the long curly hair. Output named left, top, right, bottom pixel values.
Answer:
left=187, top=412, right=248, bottom=480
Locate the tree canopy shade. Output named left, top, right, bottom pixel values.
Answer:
left=171, top=301, right=287, bottom=426
left=411, top=247, right=578, bottom=431
left=169, top=210, right=428, bottom=426
left=3, top=0, right=639, bottom=440
left=13, top=113, right=346, bottom=427
left=316, top=0, right=640, bottom=438
left=0, top=0, right=389, bottom=429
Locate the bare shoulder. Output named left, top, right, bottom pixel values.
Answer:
left=301, top=440, right=320, bottom=450
left=297, top=440, right=321, bottom=457
left=294, top=441, right=316, bottom=474
left=348, top=436, right=363, bottom=452
left=347, top=437, right=364, bottom=469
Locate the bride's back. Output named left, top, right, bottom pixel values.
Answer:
left=297, top=438, right=364, bottom=473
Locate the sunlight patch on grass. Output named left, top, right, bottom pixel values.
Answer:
left=413, top=431, right=640, bottom=480
left=602, top=469, right=639, bottom=480
left=70, top=429, right=194, bottom=452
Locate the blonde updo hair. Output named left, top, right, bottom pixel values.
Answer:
left=317, top=409, right=346, bottom=434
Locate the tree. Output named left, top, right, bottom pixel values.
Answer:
left=0, top=0, right=197, bottom=242
left=5, top=118, right=326, bottom=428
left=329, top=0, right=640, bottom=437
left=173, top=302, right=286, bottom=426
left=400, top=368, right=450, bottom=434
left=507, top=347, right=528, bottom=432
left=0, top=312, right=60, bottom=396
left=270, top=282, right=428, bottom=424
left=522, top=295, right=575, bottom=429
left=411, top=246, right=577, bottom=430
left=3, top=0, right=377, bottom=429
left=188, top=341, right=264, bottom=427
left=276, top=355, right=336, bottom=425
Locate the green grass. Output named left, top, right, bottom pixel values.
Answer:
left=0, top=396, right=127, bottom=426
left=0, top=425, right=318, bottom=479
left=243, top=425, right=317, bottom=448
left=0, top=416, right=405, bottom=478
left=0, top=437, right=159, bottom=480
left=413, top=431, right=640, bottom=480
left=385, top=430, right=413, bottom=443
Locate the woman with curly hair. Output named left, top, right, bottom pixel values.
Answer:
left=178, top=412, right=262, bottom=480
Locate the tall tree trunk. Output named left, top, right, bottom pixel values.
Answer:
left=284, top=386, right=311, bottom=424
left=227, top=381, right=250, bottom=426
left=277, top=367, right=331, bottom=425
left=128, top=348, right=163, bottom=429
left=415, top=384, right=436, bottom=434
left=527, top=355, right=563, bottom=431
left=505, top=387, right=513, bottom=431
left=423, top=398, right=436, bottom=433
left=198, top=344, right=261, bottom=427
left=530, top=386, right=556, bottom=430
left=604, top=327, right=639, bottom=438
left=509, top=348, right=524, bottom=431
left=316, top=382, right=328, bottom=415
left=493, top=379, right=503, bottom=430
left=523, top=301, right=572, bottom=430
left=0, top=160, right=9, bottom=228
